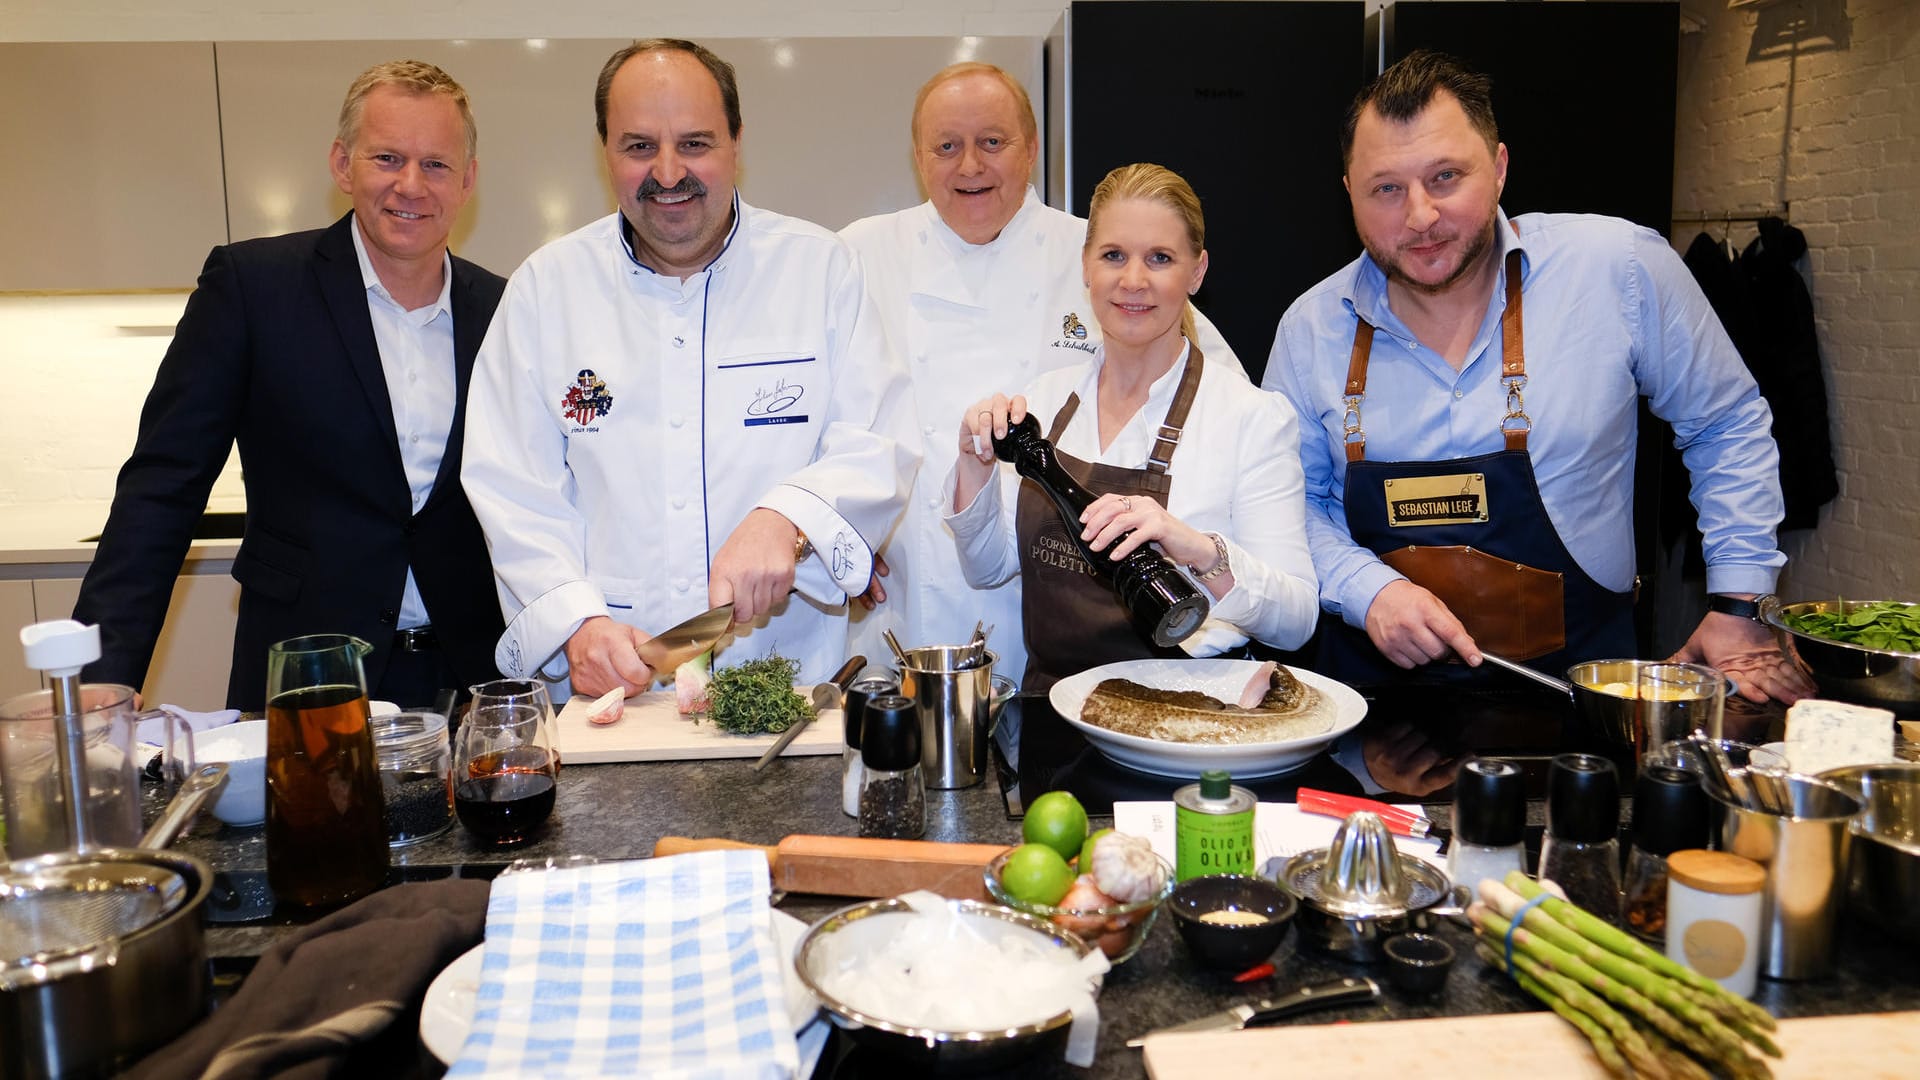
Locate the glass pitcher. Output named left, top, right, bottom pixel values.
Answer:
left=265, top=634, right=388, bottom=906
left=0, top=684, right=195, bottom=858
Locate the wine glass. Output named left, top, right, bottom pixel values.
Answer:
left=455, top=680, right=559, bottom=846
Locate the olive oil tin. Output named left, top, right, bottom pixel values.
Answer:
left=1174, top=769, right=1256, bottom=881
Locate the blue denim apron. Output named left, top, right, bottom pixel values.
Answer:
left=1316, top=250, right=1636, bottom=686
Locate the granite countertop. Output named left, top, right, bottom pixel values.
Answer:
left=178, top=752, right=1920, bottom=1080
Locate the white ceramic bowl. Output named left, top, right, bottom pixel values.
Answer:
left=192, top=719, right=267, bottom=826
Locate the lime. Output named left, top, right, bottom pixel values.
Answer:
left=1000, top=843, right=1075, bottom=906
left=1077, top=827, right=1114, bottom=872
left=1023, top=790, right=1090, bottom=863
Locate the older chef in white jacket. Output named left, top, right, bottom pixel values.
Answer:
left=840, top=63, right=1244, bottom=678
left=463, top=39, right=918, bottom=696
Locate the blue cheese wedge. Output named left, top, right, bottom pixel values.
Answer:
left=1785, top=699, right=1896, bottom=776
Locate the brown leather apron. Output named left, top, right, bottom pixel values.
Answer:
left=1015, top=348, right=1206, bottom=694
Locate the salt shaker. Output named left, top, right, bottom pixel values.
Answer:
left=859, top=694, right=925, bottom=839
left=1622, top=763, right=1710, bottom=943
left=1448, top=757, right=1529, bottom=893
left=1538, top=753, right=1622, bottom=923
left=840, top=672, right=897, bottom=818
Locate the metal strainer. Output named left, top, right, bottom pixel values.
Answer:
left=0, top=760, right=226, bottom=990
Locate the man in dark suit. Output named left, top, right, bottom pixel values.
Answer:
left=72, top=60, right=507, bottom=710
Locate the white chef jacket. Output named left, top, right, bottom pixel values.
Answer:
left=462, top=198, right=920, bottom=689
left=943, top=341, right=1319, bottom=659
left=839, top=188, right=1246, bottom=677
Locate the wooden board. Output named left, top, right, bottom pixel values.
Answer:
left=1142, top=1008, right=1920, bottom=1079
left=553, top=688, right=844, bottom=763
left=654, top=835, right=1007, bottom=901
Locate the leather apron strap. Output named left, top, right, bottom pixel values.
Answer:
left=1016, top=348, right=1207, bottom=692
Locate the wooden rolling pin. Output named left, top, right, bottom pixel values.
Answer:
left=653, top=835, right=1010, bottom=901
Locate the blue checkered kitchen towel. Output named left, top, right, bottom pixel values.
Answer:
left=448, top=850, right=801, bottom=1079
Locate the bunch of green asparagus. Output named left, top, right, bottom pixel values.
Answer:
left=1468, top=871, right=1779, bottom=1080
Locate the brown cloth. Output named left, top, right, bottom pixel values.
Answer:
left=128, top=878, right=490, bottom=1080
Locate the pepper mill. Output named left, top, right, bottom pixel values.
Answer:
left=858, top=694, right=925, bottom=840
left=991, top=415, right=1210, bottom=647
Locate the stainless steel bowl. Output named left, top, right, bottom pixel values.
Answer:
left=1816, top=762, right=1920, bottom=945
left=793, top=897, right=1100, bottom=1074
left=1764, top=598, right=1920, bottom=716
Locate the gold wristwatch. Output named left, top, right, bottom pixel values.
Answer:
left=794, top=529, right=814, bottom=564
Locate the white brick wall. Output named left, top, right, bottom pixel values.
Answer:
left=1672, top=0, right=1920, bottom=602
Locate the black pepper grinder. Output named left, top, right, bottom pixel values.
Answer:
left=1621, top=764, right=1710, bottom=943
left=1538, top=753, right=1623, bottom=924
left=841, top=672, right=897, bottom=818
left=859, top=694, right=925, bottom=839
left=991, top=415, right=1210, bottom=647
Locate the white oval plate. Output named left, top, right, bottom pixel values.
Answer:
left=1048, top=658, right=1367, bottom=779
left=419, top=908, right=817, bottom=1065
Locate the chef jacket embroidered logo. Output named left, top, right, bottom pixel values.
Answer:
left=744, top=377, right=808, bottom=427
left=561, top=369, right=614, bottom=429
left=1053, top=312, right=1095, bottom=354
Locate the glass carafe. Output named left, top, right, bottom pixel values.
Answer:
left=265, top=634, right=389, bottom=906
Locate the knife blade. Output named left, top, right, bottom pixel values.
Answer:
left=633, top=602, right=737, bottom=672
left=753, top=655, right=865, bottom=772
left=1125, top=976, right=1379, bottom=1047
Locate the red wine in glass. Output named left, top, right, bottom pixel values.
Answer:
left=455, top=749, right=556, bottom=845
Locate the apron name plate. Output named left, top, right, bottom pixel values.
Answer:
left=1384, top=473, right=1489, bottom=527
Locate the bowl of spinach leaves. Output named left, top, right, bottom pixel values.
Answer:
left=1764, top=598, right=1920, bottom=714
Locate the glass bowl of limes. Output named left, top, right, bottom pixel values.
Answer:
left=983, top=845, right=1174, bottom=965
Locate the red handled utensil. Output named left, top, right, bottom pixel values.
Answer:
left=1295, top=788, right=1444, bottom=840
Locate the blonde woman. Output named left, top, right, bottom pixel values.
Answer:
left=947, top=163, right=1318, bottom=691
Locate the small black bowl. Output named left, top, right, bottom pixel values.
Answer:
left=1382, top=932, right=1455, bottom=995
left=1169, top=874, right=1297, bottom=971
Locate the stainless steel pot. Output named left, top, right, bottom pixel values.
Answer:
left=0, top=762, right=226, bottom=1078
left=1816, top=762, right=1920, bottom=946
left=1481, top=654, right=1734, bottom=751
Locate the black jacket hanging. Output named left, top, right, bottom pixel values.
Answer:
left=1738, top=217, right=1838, bottom=530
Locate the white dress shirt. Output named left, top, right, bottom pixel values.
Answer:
left=944, top=341, right=1319, bottom=658
left=350, top=214, right=456, bottom=631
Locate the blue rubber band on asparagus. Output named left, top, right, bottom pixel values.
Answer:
left=1504, top=890, right=1552, bottom=976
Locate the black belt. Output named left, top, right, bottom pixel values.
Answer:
left=392, top=626, right=440, bottom=652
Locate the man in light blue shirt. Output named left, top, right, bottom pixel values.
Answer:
left=1264, top=50, right=1811, bottom=711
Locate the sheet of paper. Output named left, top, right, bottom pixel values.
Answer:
left=1113, top=801, right=1445, bottom=874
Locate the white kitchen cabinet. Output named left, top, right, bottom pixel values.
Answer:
left=0, top=580, right=38, bottom=700
left=31, top=567, right=239, bottom=711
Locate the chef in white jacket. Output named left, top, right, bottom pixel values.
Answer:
left=840, top=63, right=1244, bottom=678
left=463, top=39, right=918, bottom=697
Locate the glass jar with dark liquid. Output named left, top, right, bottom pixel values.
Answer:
left=455, top=682, right=559, bottom=846
left=264, top=636, right=389, bottom=907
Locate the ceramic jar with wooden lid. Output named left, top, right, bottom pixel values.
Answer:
left=1665, top=849, right=1766, bottom=997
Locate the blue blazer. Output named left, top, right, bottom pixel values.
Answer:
left=74, top=213, right=508, bottom=709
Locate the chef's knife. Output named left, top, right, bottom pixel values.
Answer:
left=753, top=655, right=865, bottom=771
left=633, top=602, right=736, bottom=672
left=1124, top=976, right=1379, bottom=1047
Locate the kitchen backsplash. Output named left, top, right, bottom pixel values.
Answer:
left=0, top=293, right=243, bottom=513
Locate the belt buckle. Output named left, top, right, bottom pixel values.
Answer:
left=394, top=626, right=438, bottom=652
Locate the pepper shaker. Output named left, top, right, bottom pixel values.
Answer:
left=1538, top=753, right=1623, bottom=923
left=859, top=694, right=925, bottom=839
left=1622, top=763, right=1711, bottom=943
